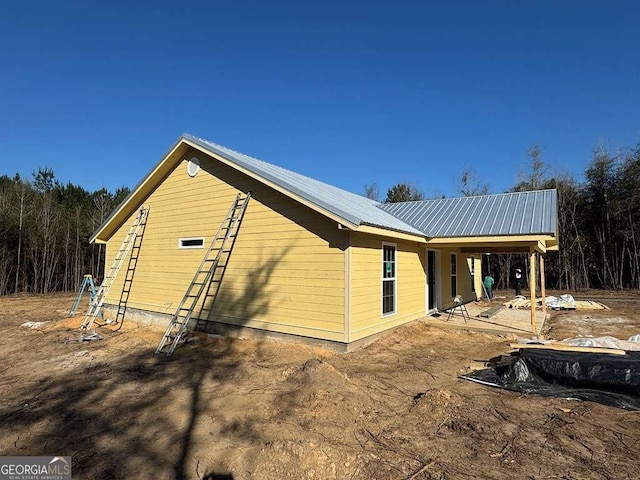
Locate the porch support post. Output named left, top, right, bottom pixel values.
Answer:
left=529, top=249, right=537, bottom=335
left=540, top=254, right=546, bottom=316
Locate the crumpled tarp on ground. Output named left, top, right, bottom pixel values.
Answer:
left=461, top=349, right=640, bottom=410
left=563, top=335, right=640, bottom=351
left=514, top=334, right=640, bottom=351
left=545, top=294, right=575, bottom=309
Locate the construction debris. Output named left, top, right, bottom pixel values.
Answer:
left=509, top=342, right=627, bottom=355
left=509, top=334, right=640, bottom=354
left=546, top=294, right=576, bottom=309
left=563, top=335, right=640, bottom=351
left=503, top=296, right=531, bottom=309
left=503, top=295, right=609, bottom=311
left=21, top=321, right=48, bottom=329
left=573, top=300, right=610, bottom=310
left=462, top=344, right=640, bottom=410
left=545, top=294, right=609, bottom=310
left=478, top=304, right=505, bottom=318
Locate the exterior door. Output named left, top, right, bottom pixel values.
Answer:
left=426, top=250, right=439, bottom=312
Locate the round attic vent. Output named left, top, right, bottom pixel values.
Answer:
left=187, top=157, right=200, bottom=177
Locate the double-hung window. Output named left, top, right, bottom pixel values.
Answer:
left=382, top=243, right=397, bottom=316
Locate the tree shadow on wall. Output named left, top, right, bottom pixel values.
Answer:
left=0, top=251, right=290, bottom=480
left=194, top=247, right=288, bottom=337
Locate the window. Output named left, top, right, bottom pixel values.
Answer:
left=470, top=255, right=475, bottom=293
left=179, top=237, right=205, bottom=249
left=382, top=243, right=397, bottom=316
left=450, top=253, right=457, bottom=297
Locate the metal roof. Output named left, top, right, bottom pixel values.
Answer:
left=184, top=134, right=424, bottom=235
left=91, top=133, right=558, bottom=243
left=377, top=189, right=557, bottom=237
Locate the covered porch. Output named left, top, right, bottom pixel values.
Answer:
left=427, top=235, right=557, bottom=336
left=381, top=189, right=558, bottom=337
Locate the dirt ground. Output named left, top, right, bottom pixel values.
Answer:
left=1, top=292, right=640, bottom=480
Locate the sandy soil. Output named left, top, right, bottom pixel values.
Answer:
left=1, top=292, right=640, bottom=479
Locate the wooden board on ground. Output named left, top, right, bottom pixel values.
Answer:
left=504, top=297, right=530, bottom=309
left=504, top=298, right=609, bottom=311
left=573, top=300, right=609, bottom=310
left=479, top=304, right=505, bottom=318
left=509, top=342, right=626, bottom=355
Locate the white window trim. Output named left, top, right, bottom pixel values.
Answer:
left=178, top=237, right=205, bottom=249
left=382, top=241, right=397, bottom=317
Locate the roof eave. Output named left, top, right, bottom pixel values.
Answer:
left=90, top=135, right=367, bottom=244
left=428, top=233, right=557, bottom=254
left=89, top=136, right=189, bottom=243
left=356, top=223, right=427, bottom=242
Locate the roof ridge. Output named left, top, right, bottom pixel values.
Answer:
left=183, top=133, right=387, bottom=206
left=183, top=133, right=324, bottom=184
left=381, top=188, right=557, bottom=207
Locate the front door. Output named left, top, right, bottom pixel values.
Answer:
left=426, top=250, right=439, bottom=312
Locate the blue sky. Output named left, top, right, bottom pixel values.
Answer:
left=1, top=1, right=638, bottom=198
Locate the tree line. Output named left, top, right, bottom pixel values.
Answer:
left=1, top=142, right=638, bottom=296
left=366, top=143, right=640, bottom=291
left=0, top=168, right=129, bottom=295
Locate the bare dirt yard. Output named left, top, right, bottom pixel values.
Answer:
left=1, top=291, right=640, bottom=479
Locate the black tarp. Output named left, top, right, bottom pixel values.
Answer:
left=461, top=349, right=640, bottom=410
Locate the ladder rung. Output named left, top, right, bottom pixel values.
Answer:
left=156, top=195, right=249, bottom=355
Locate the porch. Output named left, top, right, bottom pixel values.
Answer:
left=424, top=298, right=547, bottom=337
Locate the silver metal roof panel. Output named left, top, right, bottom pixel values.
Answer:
left=378, top=190, right=557, bottom=237
left=185, top=134, right=424, bottom=235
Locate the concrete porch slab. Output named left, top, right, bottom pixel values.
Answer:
left=424, top=299, right=547, bottom=337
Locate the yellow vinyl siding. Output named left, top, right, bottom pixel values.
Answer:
left=104, top=148, right=346, bottom=342
left=95, top=137, right=558, bottom=346
left=349, top=233, right=425, bottom=341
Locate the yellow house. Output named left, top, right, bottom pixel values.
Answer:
left=91, top=134, right=558, bottom=351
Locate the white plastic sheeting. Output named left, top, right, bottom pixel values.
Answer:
left=545, top=294, right=575, bottom=309
left=563, top=335, right=640, bottom=351
left=516, top=334, right=640, bottom=351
